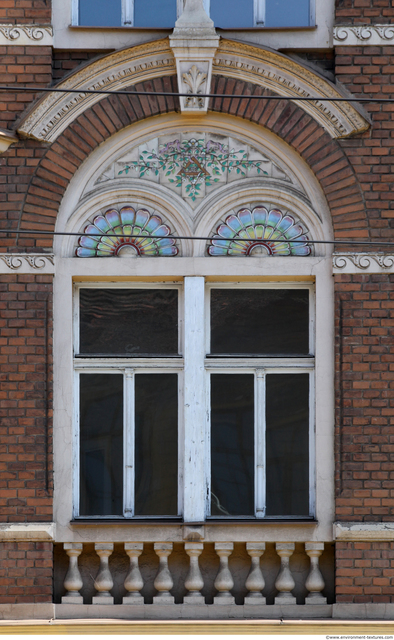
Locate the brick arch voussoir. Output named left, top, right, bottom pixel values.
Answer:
left=19, top=73, right=367, bottom=249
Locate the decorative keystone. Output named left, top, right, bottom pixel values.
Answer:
left=169, top=0, right=219, bottom=114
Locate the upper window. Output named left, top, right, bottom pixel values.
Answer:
left=75, top=0, right=313, bottom=28
left=74, top=281, right=314, bottom=520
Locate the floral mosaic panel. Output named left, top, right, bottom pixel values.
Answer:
left=208, top=207, right=311, bottom=257
left=93, top=133, right=296, bottom=209
left=76, top=206, right=178, bottom=257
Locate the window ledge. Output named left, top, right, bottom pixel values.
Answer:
left=70, top=518, right=317, bottom=526
left=67, top=25, right=317, bottom=33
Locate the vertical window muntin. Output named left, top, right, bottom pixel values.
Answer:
left=206, top=283, right=315, bottom=519
left=73, top=283, right=183, bottom=519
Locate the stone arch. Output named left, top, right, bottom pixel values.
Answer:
left=16, top=75, right=368, bottom=250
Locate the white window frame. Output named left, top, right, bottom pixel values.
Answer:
left=205, top=282, right=315, bottom=519
left=73, top=282, right=184, bottom=519
left=73, top=0, right=315, bottom=28
left=73, top=279, right=316, bottom=521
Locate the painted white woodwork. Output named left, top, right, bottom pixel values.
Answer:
left=123, top=543, right=144, bottom=604
left=124, top=369, right=135, bottom=518
left=153, top=543, right=175, bottom=604
left=305, top=542, right=327, bottom=604
left=213, top=543, right=235, bottom=604
left=274, top=543, right=296, bottom=604
left=61, top=543, right=83, bottom=604
left=184, top=543, right=205, bottom=604
left=255, top=370, right=266, bottom=518
left=244, top=543, right=266, bottom=604
left=92, top=544, right=114, bottom=604
left=183, top=277, right=207, bottom=522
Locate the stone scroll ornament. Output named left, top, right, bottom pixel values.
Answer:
left=76, top=206, right=179, bottom=257
left=208, top=207, right=311, bottom=256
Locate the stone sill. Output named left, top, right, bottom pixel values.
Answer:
left=4, top=603, right=394, bottom=622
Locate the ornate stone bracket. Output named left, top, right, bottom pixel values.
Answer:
left=333, top=253, right=394, bottom=274
left=334, top=25, right=394, bottom=46
left=169, top=0, right=219, bottom=114
left=0, top=24, right=53, bottom=46
left=0, top=127, right=18, bottom=154
left=0, top=254, right=55, bottom=273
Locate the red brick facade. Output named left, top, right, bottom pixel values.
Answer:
left=1, top=0, right=394, bottom=613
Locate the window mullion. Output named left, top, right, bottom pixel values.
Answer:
left=255, top=0, right=265, bottom=25
left=183, top=277, right=206, bottom=523
left=122, top=0, right=133, bottom=25
left=124, top=368, right=135, bottom=518
left=255, top=369, right=266, bottom=518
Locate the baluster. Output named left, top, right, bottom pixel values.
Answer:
left=305, top=542, right=327, bottom=604
left=214, top=543, right=235, bottom=604
left=184, top=542, right=204, bottom=604
left=62, top=543, right=83, bottom=604
left=274, top=543, right=296, bottom=604
left=153, top=543, right=174, bottom=604
left=244, top=543, right=266, bottom=604
left=92, top=543, right=114, bottom=604
left=123, top=543, right=144, bottom=604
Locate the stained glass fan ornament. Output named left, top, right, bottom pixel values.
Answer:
left=208, top=207, right=311, bottom=256
left=76, top=206, right=178, bottom=257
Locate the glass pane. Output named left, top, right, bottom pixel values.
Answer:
left=210, top=288, right=309, bottom=356
left=266, top=374, right=310, bottom=516
left=79, top=288, right=178, bottom=356
left=211, top=374, right=254, bottom=516
left=80, top=374, right=123, bottom=516
left=79, top=0, right=121, bottom=26
left=210, top=0, right=254, bottom=28
left=134, top=0, right=176, bottom=27
left=266, top=0, right=310, bottom=27
left=135, top=374, right=178, bottom=515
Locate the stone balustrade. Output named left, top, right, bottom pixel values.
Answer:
left=59, top=541, right=330, bottom=607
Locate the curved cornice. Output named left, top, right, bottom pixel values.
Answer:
left=17, top=38, right=370, bottom=143
left=214, top=40, right=369, bottom=139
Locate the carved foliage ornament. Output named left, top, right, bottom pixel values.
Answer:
left=182, top=65, right=207, bottom=109
left=0, top=254, right=54, bottom=270
left=0, top=24, right=53, bottom=41
left=333, top=253, right=394, bottom=270
left=334, top=25, right=394, bottom=43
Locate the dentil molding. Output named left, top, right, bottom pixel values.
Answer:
left=334, top=24, right=394, bottom=46
left=333, top=252, right=394, bottom=273
left=0, top=24, right=53, bottom=46
left=0, top=254, right=55, bottom=273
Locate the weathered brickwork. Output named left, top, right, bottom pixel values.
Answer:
left=336, top=47, right=394, bottom=243
left=336, top=0, right=394, bottom=25
left=335, top=273, right=394, bottom=521
left=0, top=0, right=51, bottom=25
left=336, top=542, right=394, bottom=603
left=0, top=275, right=53, bottom=523
left=0, top=542, right=52, bottom=603
left=0, top=46, right=52, bottom=129
left=52, top=50, right=112, bottom=83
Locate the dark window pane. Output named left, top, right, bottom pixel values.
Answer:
left=210, top=0, right=254, bottom=28
left=266, top=0, right=310, bottom=27
left=80, top=374, right=123, bottom=516
left=135, top=374, right=178, bottom=515
left=79, top=289, right=178, bottom=356
left=266, top=374, right=310, bottom=516
left=210, top=288, right=309, bottom=356
left=211, top=374, right=254, bottom=516
left=134, top=0, right=176, bottom=27
left=79, top=0, right=121, bottom=26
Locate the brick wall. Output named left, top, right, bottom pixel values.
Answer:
left=0, top=0, right=51, bottom=25
left=52, top=50, right=112, bottom=83
left=0, top=274, right=53, bottom=523
left=336, top=0, right=394, bottom=25
left=0, top=542, right=52, bottom=603
left=335, top=273, right=394, bottom=522
left=336, top=542, right=394, bottom=603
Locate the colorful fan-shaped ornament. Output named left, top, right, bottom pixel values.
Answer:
left=208, top=207, right=311, bottom=256
left=76, top=206, right=179, bottom=257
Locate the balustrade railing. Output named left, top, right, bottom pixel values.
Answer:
left=60, top=541, right=329, bottom=606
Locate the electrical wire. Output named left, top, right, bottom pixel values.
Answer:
left=0, top=84, right=392, bottom=103
left=0, top=229, right=393, bottom=246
